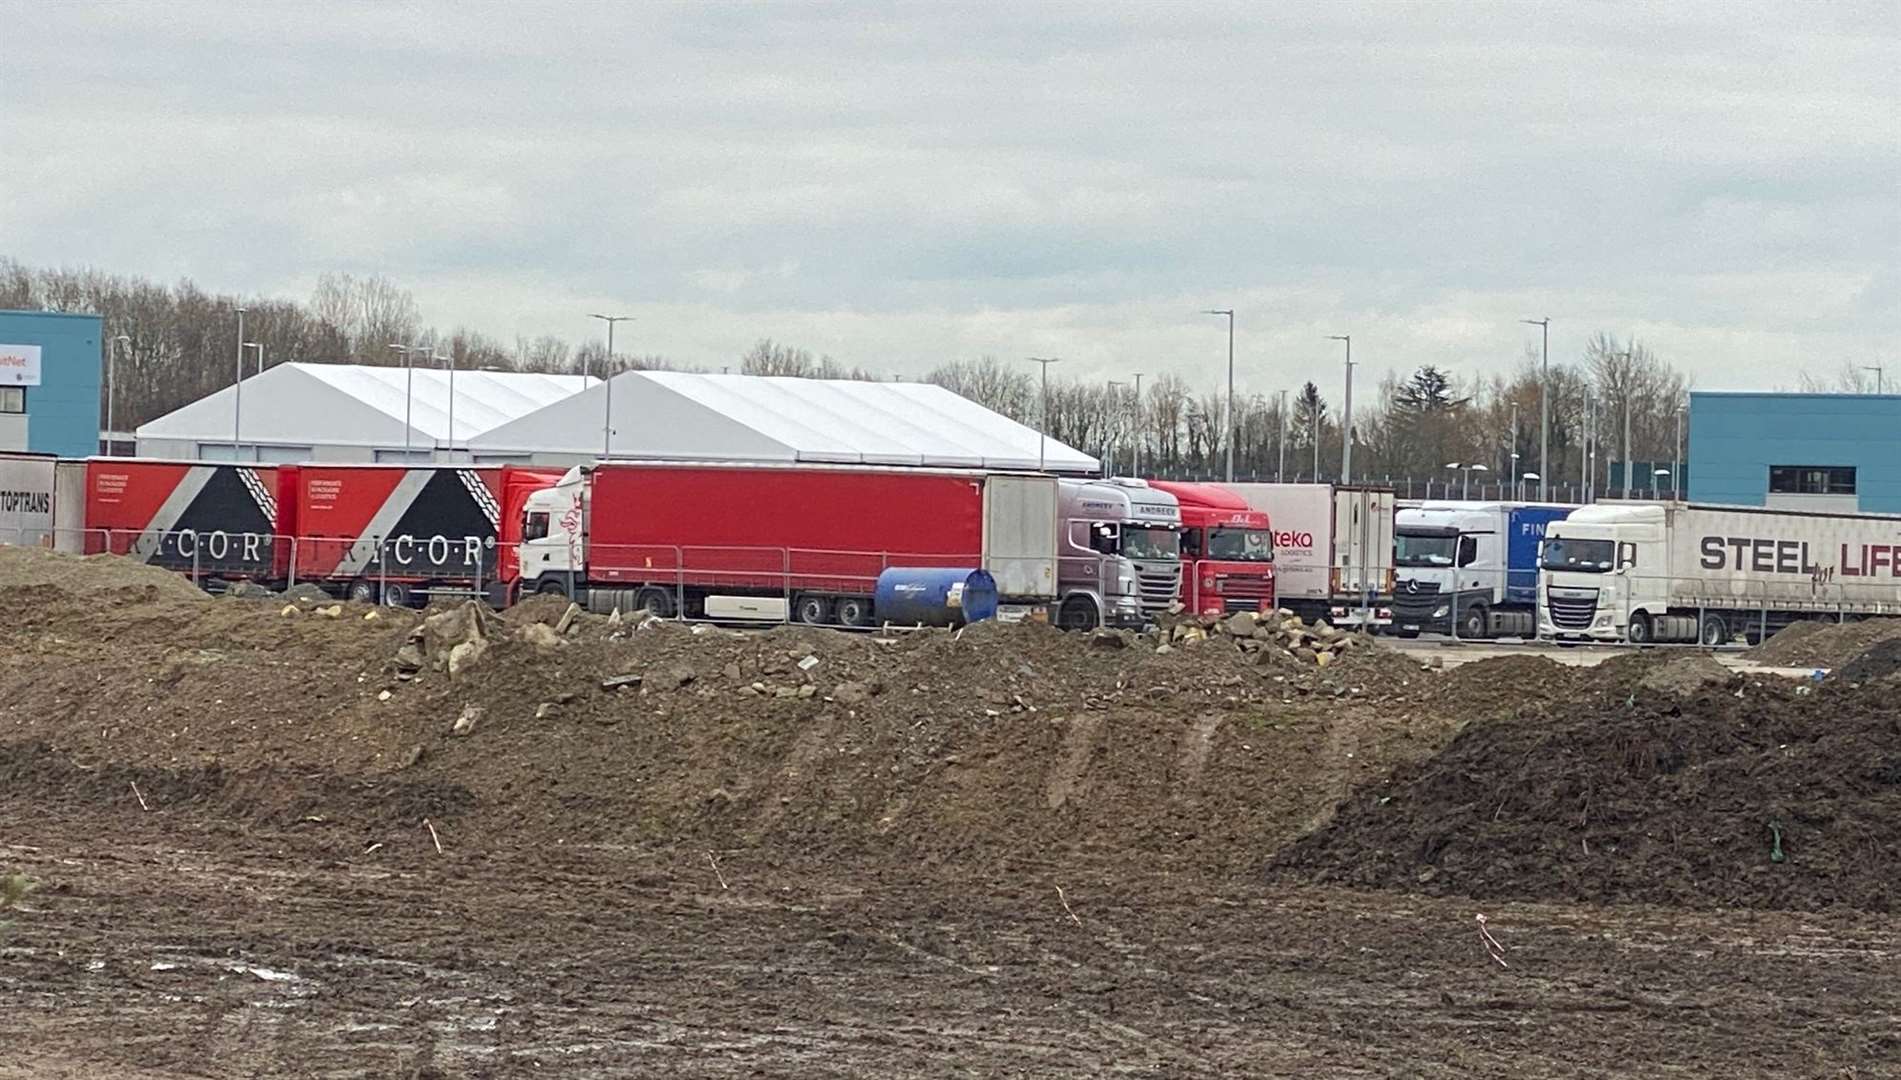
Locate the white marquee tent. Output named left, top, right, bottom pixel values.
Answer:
left=468, top=371, right=1099, bottom=472
left=135, top=363, right=596, bottom=463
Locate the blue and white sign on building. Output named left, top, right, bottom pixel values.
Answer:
left=0, top=310, right=103, bottom=458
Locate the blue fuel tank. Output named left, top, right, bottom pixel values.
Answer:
left=873, top=567, right=999, bottom=627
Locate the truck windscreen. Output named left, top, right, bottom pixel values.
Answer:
left=1395, top=531, right=1455, bottom=567
left=1207, top=527, right=1273, bottom=561
left=1541, top=537, right=1615, bottom=572
left=1122, top=526, right=1181, bottom=561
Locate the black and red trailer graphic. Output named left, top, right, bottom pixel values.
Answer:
left=275, top=465, right=516, bottom=604
left=84, top=460, right=279, bottom=580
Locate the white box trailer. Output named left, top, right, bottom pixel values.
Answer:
left=1217, top=483, right=1396, bottom=627
left=1540, top=500, right=1901, bottom=645
left=0, top=452, right=58, bottom=547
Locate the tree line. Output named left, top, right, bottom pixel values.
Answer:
left=5, top=258, right=1696, bottom=492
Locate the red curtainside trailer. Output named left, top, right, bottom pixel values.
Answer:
left=511, top=462, right=1059, bottom=625
left=275, top=464, right=563, bottom=606
left=82, top=458, right=280, bottom=582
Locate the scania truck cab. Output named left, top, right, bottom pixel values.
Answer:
left=1056, top=477, right=1182, bottom=630
left=1393, top=501, right=1574, bottom=638
left=1145, top=479, right=1275, bottom=616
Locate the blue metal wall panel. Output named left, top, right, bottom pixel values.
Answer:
left=0, top=310, right=103, bottom=458
left=1503, top=506, right=1573, bottom=605
left=1690, top=391, right=1901, bottom=512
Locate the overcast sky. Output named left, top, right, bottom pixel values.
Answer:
left=5, top=1, right=1896, bottom=394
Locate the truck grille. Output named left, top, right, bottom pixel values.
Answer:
left=1137, top=567, right=1181, bottom=614
left=1392, top=580, right=1442, bottom=620
left=1547, top=588, right=1597, bottom=630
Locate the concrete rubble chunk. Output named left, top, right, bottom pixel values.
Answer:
left=555, top=602, right=583, bottom=635
left=519, top=623, right=562, bottom=649
left=833, top=681, right=873, bottom=704
left=534, top=702, right=557, bottom=720
left=1223, top=612, right=1259, bottom=637
left=601, top=673, right=644, bottom=691
left=447, top=638, right=488, bottom=677
left=1090, top=629, right=1129, bottom=649
left=451, top=704, right=483, bottom=736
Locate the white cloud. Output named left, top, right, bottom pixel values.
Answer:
left=3, top=0, right=1894, bottom=393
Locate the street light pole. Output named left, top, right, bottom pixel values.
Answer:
left=1329, top=335, right=1352, bottom=483
left=1865, top=365, right=1884, bottom=394
left=387, top=343, right=418, bottom=459
left=1104, top=380, right=1127, bottom=477
left=1509, top=402, right=1519, bottom=499
left=1204, top=309, right=1235, bottom=481
left=1130, top=372, right=1144, bottom=476
left=1674, top=405, right=1685, bottom=498
left=588, top=313, right=633, bottom=459
left=1521, top=317, right=1549, bottom=500
left=233, top=307, right=246, bottom=459
left=1027, top=357, right=1061, bottom=471
left=1276, top=389, right=1289, bottom=482
left=109, top=334, right=129, bottom=456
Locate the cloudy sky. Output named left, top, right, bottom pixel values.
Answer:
left=6, top=1, right=1896, bottom=393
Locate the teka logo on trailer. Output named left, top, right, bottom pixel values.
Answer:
left=1273, top=530, right=1316, bottom=551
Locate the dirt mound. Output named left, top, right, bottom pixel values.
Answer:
left=0, top=545, right=207, bottom=602
left=1750, top=618, right=1901, bottom=668
left=1638, top=652, right=1736, bottom=696
left=1435, top=654, right=1577, bottom=713
left=1837, top=638, right=1901, bottom=683
left=1272, top=678, right=1901, bottom=911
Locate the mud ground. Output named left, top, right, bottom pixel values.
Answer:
left=1, top=552, right=1894, bottom=1077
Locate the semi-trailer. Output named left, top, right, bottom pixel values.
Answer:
left=82, top=458, right=281, bottom=582
left=1215, top=483, right=1394, bottom=628
left=1392, top=501, right=1575, bottom=638
left=1540, top=500, right=1901, bottom=645
left=512, top=462, right=1181, bottom=629
left=1143, top=479, right=1276, bottom=617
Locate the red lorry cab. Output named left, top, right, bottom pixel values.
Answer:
left=1144, top=480, right=1275, bottom=615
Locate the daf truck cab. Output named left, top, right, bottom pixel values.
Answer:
left=1145, top=479, right=1275, bottom=616
left=1056, top=477, right=1182, bottom=630
left=1393, top=501, right=1574, bottom=638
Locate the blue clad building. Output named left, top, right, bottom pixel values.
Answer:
left=0, top=310, right=104, bottom=458
left=1689, top=390, right=1901, bottom=514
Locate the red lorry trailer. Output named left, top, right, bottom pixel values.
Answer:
left=1144, top=480, right=1276, bottom=616
left=512, top=462, right=1059, bottom=624
left=276, top=464, right=562, bottom=606
left=81, top=458, right=281, bottom=583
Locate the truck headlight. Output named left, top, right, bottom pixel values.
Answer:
left=1432, top=605, right=1449, bottom=619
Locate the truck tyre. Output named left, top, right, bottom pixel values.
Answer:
left=1699, top=614, right=1728, bottom=647
left=380, top=582, right=412, bottom=608
left=634, top=587, right=675, bottom=619
left=535, top=578, right=568, bottom=598
left=1627, top=612, right=1653, bottom=645
left=1057, top=595, right=1101, bottom=632
left=348, top=580, right=379, bottom=605
left=1458, top=604, right=1489, bottom=640
left=836, top=595, right=873, bottom=628
left=794, top=593, right=832, bottom=625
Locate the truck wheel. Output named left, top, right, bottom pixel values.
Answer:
left=1057, top=595, right=1101, bottom=632
left=1627, top=612, right=1653, bottom=645
left=1458, top=604, right=1489, bottom=640
left=348, top=580, right=379, bottom=605
left=836, top=596, right=873, bottom=628
left=794, top=594, right=832, bottom=625
left=634, top=587, right=675, bottom=619
left=536, top=579, right=568, bottom=598
left=1699, top=614, right=1728, bottom=647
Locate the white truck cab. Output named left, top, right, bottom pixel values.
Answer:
left=1537, top=503, right=1665, bottom=642
left=1056, top=477, right=1182, bottom=630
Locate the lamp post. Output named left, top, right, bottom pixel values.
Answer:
left=1446, top=462, right=1489, bottom=500
left=1276, top=389, right=1289, bottom=482
left=1129, top=372, right=1144, bottom=476
left=1522, top=471, right=1541, bottom=502
left=1674, top=404, right=1685, bottom=498
left=1027, top=357, right=1061, bottom=471
left=1329, top=334, right=1352, bottom=483
left=1521, top=317, right=1549, bottom=500
left=233, top=306, right=246, bottom=459
left=387, top=343, right=420, bottom=459
left=588, top=313, right=633, bottom=459
left=109, top=334, right=130, bottom=456
left=1866, top=365, right=1885, bottom=394
left=1203, top=309, right=1235, bottom=481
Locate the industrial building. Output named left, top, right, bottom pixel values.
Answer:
left=134, top=363, right=595, bottom=463
left=1689, top=390, right=1901, bottom=513
left=467, top=370, right=1100, bottom=472
left=0, top=309, right=104, bottom=458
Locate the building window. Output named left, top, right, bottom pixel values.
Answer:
left=1769, top=465, right=1856, bottom=495
left=0, top=386, right=22, bottom=414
